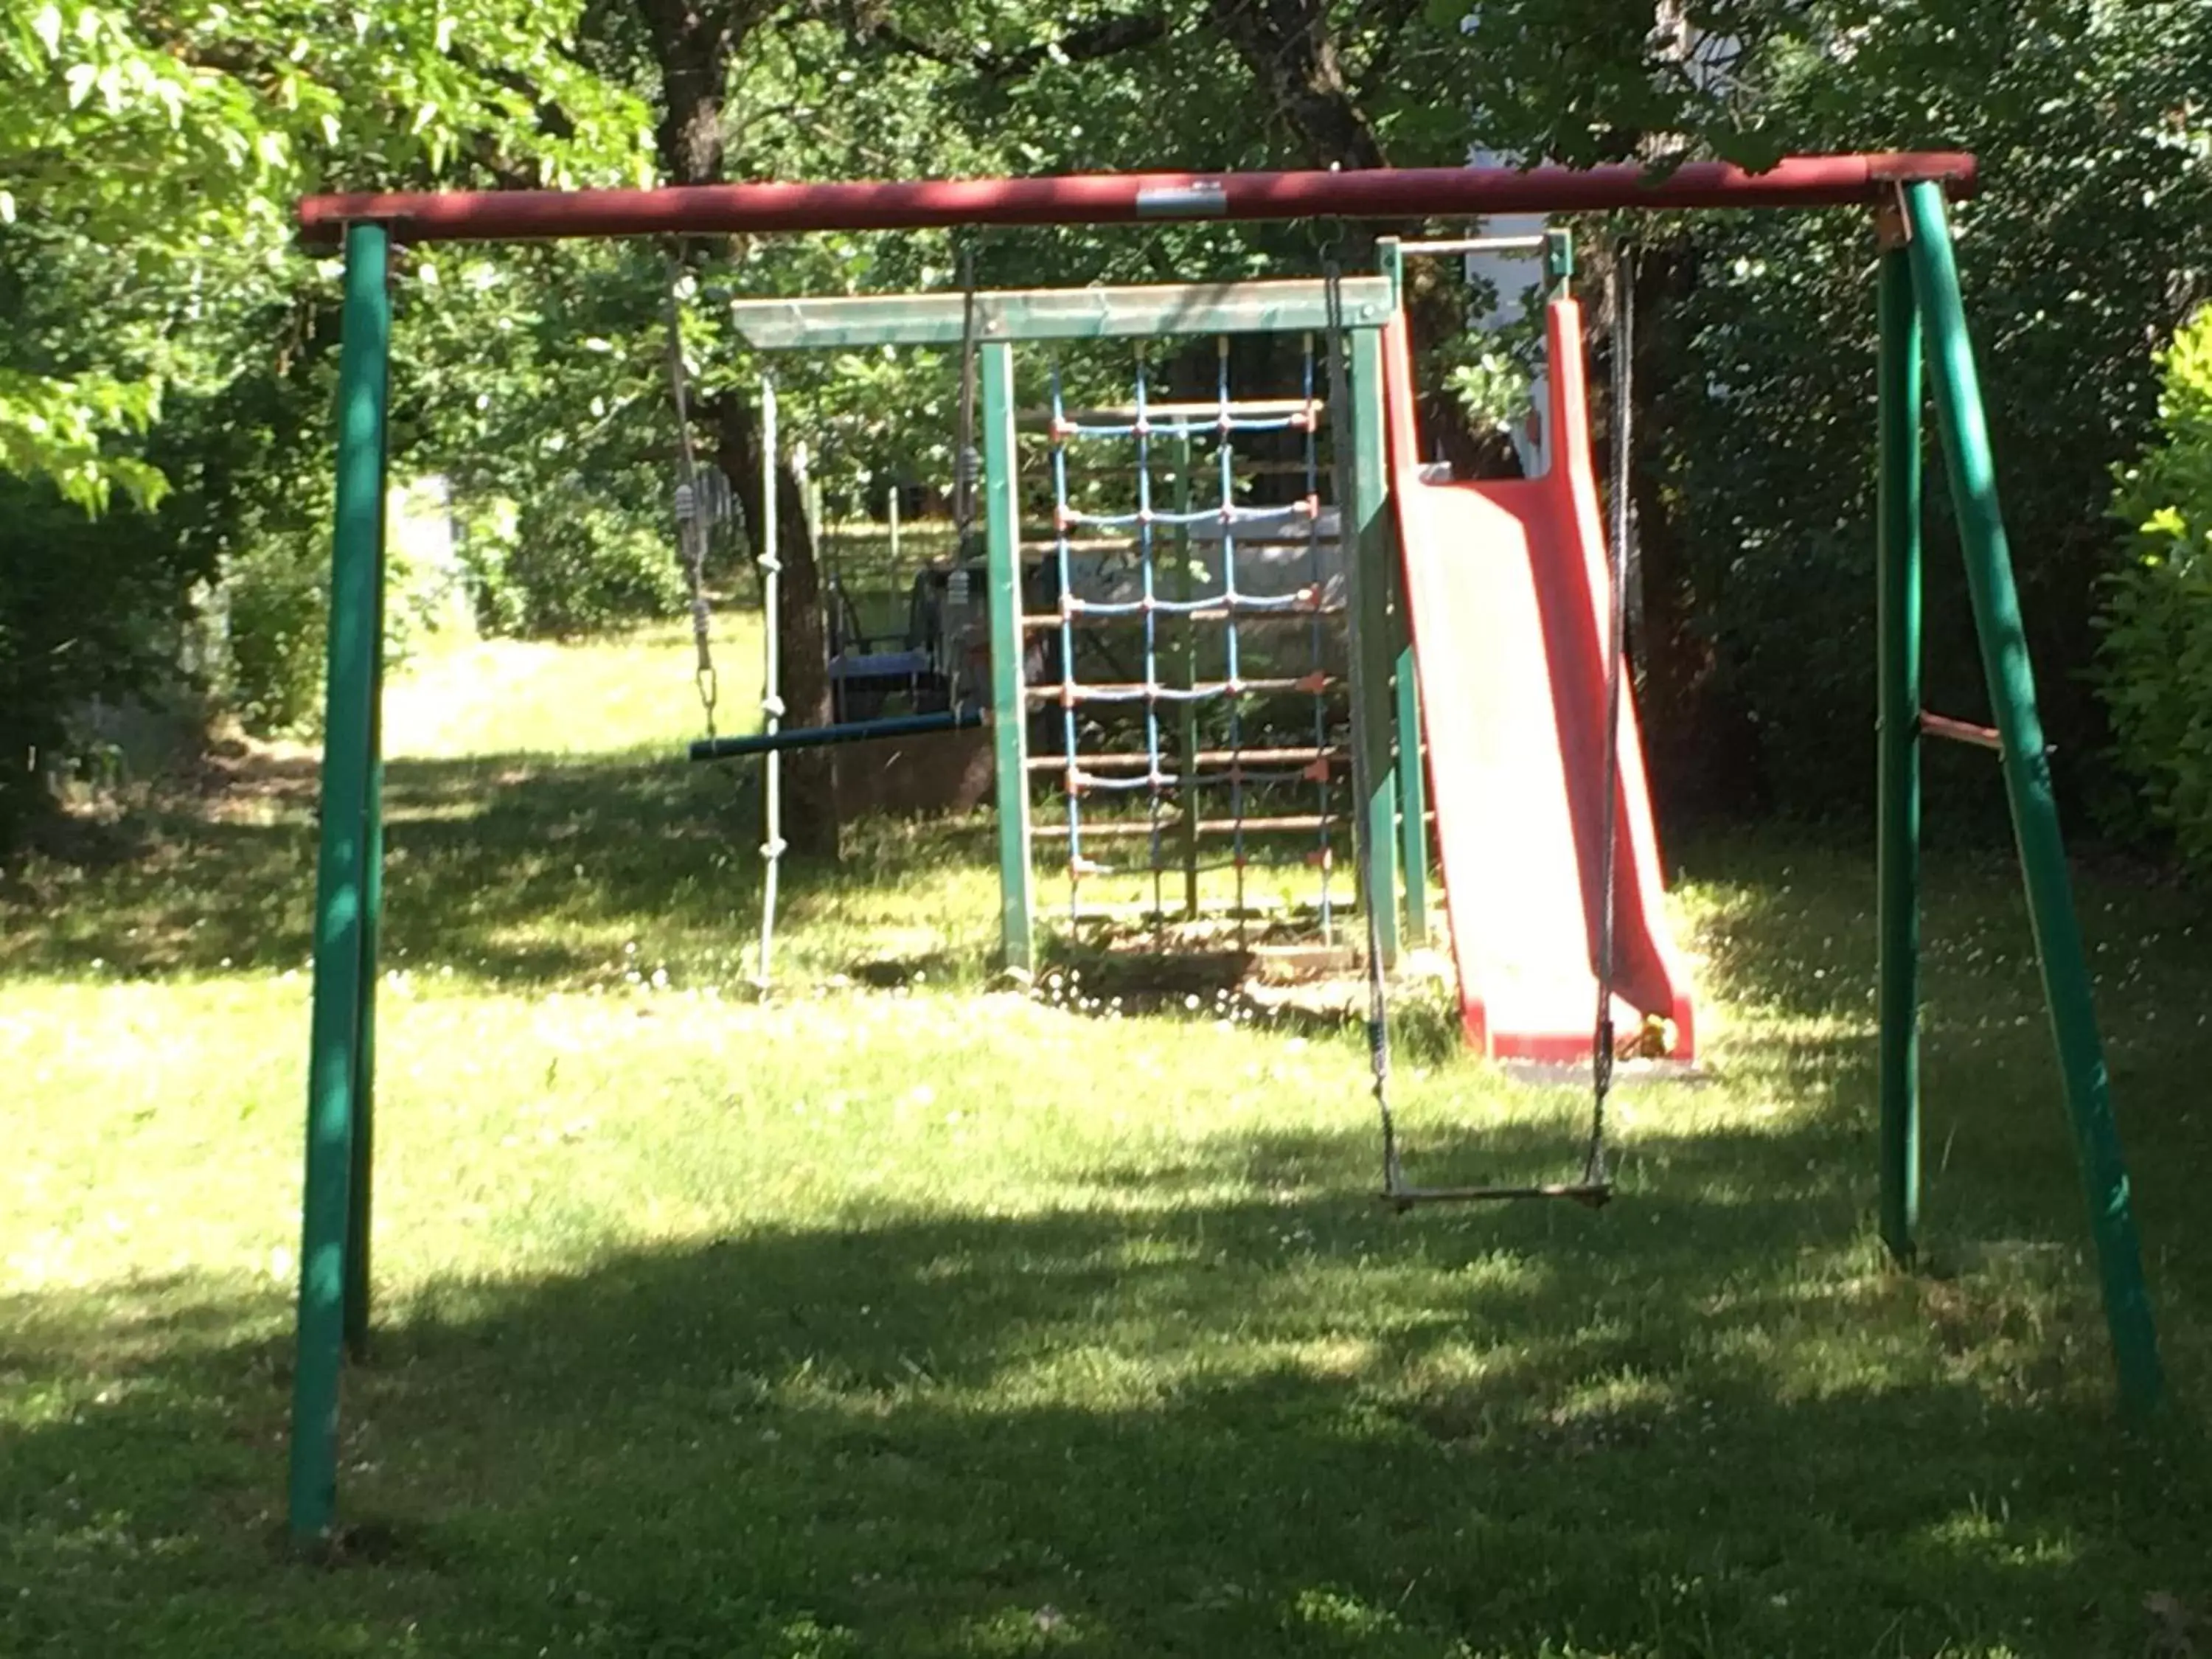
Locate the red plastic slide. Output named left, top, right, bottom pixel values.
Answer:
left=1382, top=299, right=1697, bottom=1063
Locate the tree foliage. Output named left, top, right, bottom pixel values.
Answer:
left=2098, top=305, right=2212, bottom=870
left=0, top=0, right=650, bottom=841
left=1638, top=0, right=2212, bottom=820
left=0, top=0, right=648, bottom=507
left=4, top=0, right=2209, bottom=866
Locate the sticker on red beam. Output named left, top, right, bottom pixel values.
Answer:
left=1135, top=181, right=1228, bottom=218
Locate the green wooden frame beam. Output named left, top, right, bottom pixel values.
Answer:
left=728, top=277, right=1396, bottom=349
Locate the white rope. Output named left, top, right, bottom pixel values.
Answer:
left=756, top=375, right=785, bottom=991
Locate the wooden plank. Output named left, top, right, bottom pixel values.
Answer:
left=727, top=276, right=1395, bottom=349
left=983, top=341, right=1034, bottom=973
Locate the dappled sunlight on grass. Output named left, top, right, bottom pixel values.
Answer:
left=5, top=635, right=2212, bottom=1655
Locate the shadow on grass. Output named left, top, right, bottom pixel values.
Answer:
left=6, top=1114, right=2211, bottom=1658
left=9, top=740, right=2212, bottom=1652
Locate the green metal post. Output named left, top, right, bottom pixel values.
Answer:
left=1373, top=240, right=1427, bottom=947
left=290, top=220, right=391, bottom=1540
left=982, top=340, right=1034, bottom=971
left=1875, top=227, right=1922, bottom=1264
left=1348, top=325, right=1399, bottom=966
left=343, top=396, right=389, bottom=1359
left=1901, top=181, right=2162, bottom=1416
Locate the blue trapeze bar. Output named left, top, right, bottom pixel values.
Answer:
left=689, top=708, right=982, bottom=762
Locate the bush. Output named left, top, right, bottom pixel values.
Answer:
left=452, top=497, right=526, bottom=636
left=219, top=531, right=329, bottom=734
left=2097, top=306, right=2212, bottom=872
left=0, top=480, right=212, bottom=848
left=507, top=490, right=686, bottom=639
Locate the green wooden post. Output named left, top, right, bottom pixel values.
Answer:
left=1372, top=240, right=1427, bottom=947
left=1347, top=326, right=1399, bottom=966
left=1876, top=228, right=1922, bottom=1264
left=290, top=220, right=391, bottom=1540
left=1393, top=633, right=1428, bottom=947
left=982, top=340, right=1034, bottom=971
left=1901, top=181, right=2162, bottom=1415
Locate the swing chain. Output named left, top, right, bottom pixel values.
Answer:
left=1585, top=243, right=1636, bottom=1189
left=1324, top=257, right=1405, bottom=1199
left=663, top=248, right=720, bottom=740
left=953, top=235, right=981, bottom=553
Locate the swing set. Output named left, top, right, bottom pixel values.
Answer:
left=281, top=153, right=2162, bottom=1543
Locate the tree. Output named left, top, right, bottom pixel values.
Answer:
left=0, top=0, right=650, bottom=847
left=1638, top=0, right=2212, bottom=819
left=0, top=0, right=647, bottom=507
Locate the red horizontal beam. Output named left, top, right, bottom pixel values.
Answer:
left=297, top=153, right=1975, bottom=247
left=1919, top=711, right=2004, bottom=752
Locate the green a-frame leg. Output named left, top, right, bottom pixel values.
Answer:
left=1874, top=182, right=2162, bottom=1416
left=289, top=220, right=393, bottom=1540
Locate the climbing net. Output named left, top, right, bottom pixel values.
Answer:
left=1027, top=333, right=1350, bottom=942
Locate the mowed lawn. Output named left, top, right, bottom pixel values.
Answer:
left=4, top=621, right=2210, bottom=1658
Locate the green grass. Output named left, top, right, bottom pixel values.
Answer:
left=384, top=619, right=768, bottom=760
left=4, top=624, right=2211, bottom=1658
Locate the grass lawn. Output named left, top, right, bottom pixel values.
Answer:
left=4, top=622, right=2210, bottom=1658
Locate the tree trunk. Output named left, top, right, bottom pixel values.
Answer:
left=1199, top=0, right=1488, bottom=468
left=634, top=0, right=838, bottom=855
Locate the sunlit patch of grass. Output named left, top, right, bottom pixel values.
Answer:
left=3, top=634, right=2210, bottom=1656
left=386, top=616, right=766, bottom=760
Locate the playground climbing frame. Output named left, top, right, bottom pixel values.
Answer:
left=718, top=275, right=1418, bottom=975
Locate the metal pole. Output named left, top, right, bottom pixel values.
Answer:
left=1875, top=221, right=1923, bottom=1262
left=691, top=708, right=983, bottom=760
left=343, top=362, right=389, bottom=1360
left=290, top=219, right=390, bottom=1541
left=1348, top=324, right=1399, bottom=966
left=298, top=154, right=1982, bottom=248
left=1900, top=179, right=2162, bottom=1416
left=982, top=340, right=1034, bottom=971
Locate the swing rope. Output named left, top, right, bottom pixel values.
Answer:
left=1584, top=246, right=1635, bottom=1189
left=663, top=252, right=719, bottom=739
left=754, top=374, right=787, bottom=990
